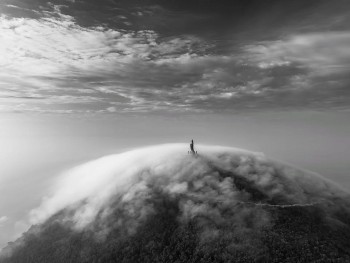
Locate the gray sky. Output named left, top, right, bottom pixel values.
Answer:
left=0, top=0, right=350, bottom=249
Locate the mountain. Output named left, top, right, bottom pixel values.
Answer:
left=2, top=144, right=350, bottom=262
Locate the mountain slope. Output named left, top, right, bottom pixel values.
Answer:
left=2, top=144, right=350, bottom=262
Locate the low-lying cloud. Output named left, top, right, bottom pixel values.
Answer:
left=28, top=144, right=350, bottom=233
left=3, top=144, right=350, bottom=261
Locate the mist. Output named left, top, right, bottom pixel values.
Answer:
left=28, top=144, right=350, bottom=234
left=2, top=144, right=350, bottom=262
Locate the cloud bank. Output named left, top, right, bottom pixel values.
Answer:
left=3, top=144, right=350, bottom=262
left=29, top=144, right=350, bottom=230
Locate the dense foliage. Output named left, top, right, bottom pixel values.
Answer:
left=2, top=201, right=350, bottom=263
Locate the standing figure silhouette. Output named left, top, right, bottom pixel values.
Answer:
left=190, top=139, right=195, bottom=154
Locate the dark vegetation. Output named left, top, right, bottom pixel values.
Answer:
left=2, top=198, right=350, bottom=263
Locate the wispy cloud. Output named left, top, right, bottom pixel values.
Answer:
left=247, top=32, right=350, bottom=75
left=0, top=5, right=215, bottom=113
left=244, top=32, right=350, bottom=109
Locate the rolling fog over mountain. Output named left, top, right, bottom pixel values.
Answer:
left=2, top=145, right=350, bottom=262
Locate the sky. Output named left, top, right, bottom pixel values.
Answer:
left=1, top=0, right=350, bottom=249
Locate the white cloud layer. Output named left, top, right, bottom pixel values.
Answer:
left=28, top=144, right=350, bottom=232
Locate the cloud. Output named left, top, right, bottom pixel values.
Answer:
left=0, top=6, right=215, bottom=113
left=1, top=2, right=350, bottom=113
left=106, top=106, right=117, bottom=113
left=247, top=32, right=350, bottom=76
left=0, top=216, right=8, bottom=226
left=243, top=32, right=350, bottom=109
left=28, top=144, right=349, bottom=234
left=2, top=143, right=349, bottom=261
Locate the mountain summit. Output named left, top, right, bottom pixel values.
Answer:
left=2, top=144, right=350, bottom=262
